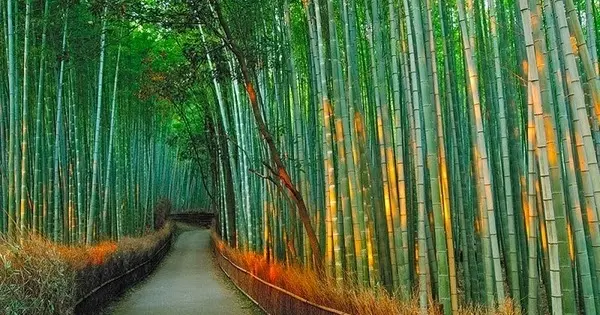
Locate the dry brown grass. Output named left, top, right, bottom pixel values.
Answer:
left=213, top=232, right=519, bottom=315
left=118, top=221, right=173, bottom=254
left=53, top=241, right=118, bottom=270
left=0, top=222, right=174, bottom=315
left=1, top=235, right=76, bottom=314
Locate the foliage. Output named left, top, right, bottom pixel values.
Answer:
left=0, top=237, right=75, bottom=315
left=125, top=0, right=600, bottom=313
left=213, top=232, right=520, bottom=315
left=154, top=198, right=172, bottom=230
left=0, top=221, right=174, bottom=314
left=0, top=0, right=206, bottom=245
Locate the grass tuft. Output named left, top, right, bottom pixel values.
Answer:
left=1, top=235, right=76, bottom=315
left=213, top=232, right=519, bottom=315
left=0, top=222, right=174, bottom=315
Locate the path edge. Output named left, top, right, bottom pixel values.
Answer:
left=211, top=233, right=350, bottom=315
left=71, top=226, right=174, bottom=314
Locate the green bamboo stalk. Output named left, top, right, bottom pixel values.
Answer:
left=53, top=11, right=68, bottom=242
left=101, top=44, right=122, bottom=237
left=32, top=0, right=50, bottom=235
left=86, top=6, right=108, bottom=244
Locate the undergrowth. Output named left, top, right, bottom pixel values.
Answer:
left=213, top=232, right=519, bottom=315
left=0, top=236, right=75, bottom=314
left=0, top=222, right=173, bottom=315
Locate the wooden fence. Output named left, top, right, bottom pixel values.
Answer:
left=215, top=246, right=350, bottom=315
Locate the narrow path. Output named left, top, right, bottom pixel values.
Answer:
left=107, top=224, right=261, bottom=315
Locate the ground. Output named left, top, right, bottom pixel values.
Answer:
left=104, top=224, right=262, bottom=315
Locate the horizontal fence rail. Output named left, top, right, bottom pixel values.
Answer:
left=169, top=212, right=214, bottom=228
left=214, top=245, right=350, bottom=315
left=72, top=232, right=173, bottom=314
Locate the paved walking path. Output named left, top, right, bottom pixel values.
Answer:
left=107, top=225, right=260, bottom=315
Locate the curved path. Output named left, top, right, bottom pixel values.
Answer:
left=106, top=225, right=261, bottom=315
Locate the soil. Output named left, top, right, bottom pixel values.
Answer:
left=104, top=224, right=262, bottom=315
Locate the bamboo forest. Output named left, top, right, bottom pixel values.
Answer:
left=3, top=0, right=600, bottom=314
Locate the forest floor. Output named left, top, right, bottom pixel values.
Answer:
left=103, top=223, right=262, bottom=315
